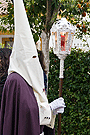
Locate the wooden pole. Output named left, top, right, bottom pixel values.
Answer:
left=58, top=78, right=63, bottom=135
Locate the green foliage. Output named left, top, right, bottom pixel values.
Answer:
left=0, top=2, right=14, bottom=33
left=0, top=43, right=5, bottom=48
left=0, top=0, right=90, bottom=43
left=60, top=0, right=90, bottom=40
left=0, top=43, right=12, bottom=49
left=48, top=49, right=90, bottom=134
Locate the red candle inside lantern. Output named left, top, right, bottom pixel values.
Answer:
left=61, top=35, right=65, bottom=51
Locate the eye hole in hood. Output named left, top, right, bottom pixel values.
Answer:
left=32, top=56, right=37, bottom=58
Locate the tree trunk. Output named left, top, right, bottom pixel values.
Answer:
left=41, top=31, right=50, bottom=74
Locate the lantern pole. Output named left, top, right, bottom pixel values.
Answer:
left=58, top=78, right=63, bottom=135
left=58, top=56, right=66, bottom=135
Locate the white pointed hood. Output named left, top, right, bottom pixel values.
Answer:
left=8, top=0, right=52, bottom=125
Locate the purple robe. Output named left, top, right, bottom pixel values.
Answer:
left=0, top=72, right=55, bottom=135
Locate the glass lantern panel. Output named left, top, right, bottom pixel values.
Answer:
left=55, top=32, right=57, bottom=47
left=52, top=32, right=55, bottom=48
left=52, top=32, right=58, bottom=54
left=55, top=32, right=58, bottom=53
left=60, top=32, right=68, bottom=51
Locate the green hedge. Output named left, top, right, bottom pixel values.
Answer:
left=48, top=49, right=90, bottom=135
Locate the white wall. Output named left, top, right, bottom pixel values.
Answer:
left=72, top=37, right=90, bottom=52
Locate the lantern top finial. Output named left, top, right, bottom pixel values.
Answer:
left=51, top=18, right=76, bottom=33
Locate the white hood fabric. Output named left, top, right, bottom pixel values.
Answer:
left=8, top=0, right=52, bottom=125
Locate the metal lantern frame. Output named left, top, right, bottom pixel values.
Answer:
left=51, top=18, right=76, bottom=135
left=51, top=18, right=76, bottom=78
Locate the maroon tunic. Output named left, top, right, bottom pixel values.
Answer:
left=0, top=72, right=55, bottom=135
left=0, top=72, right=40, bottom=135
